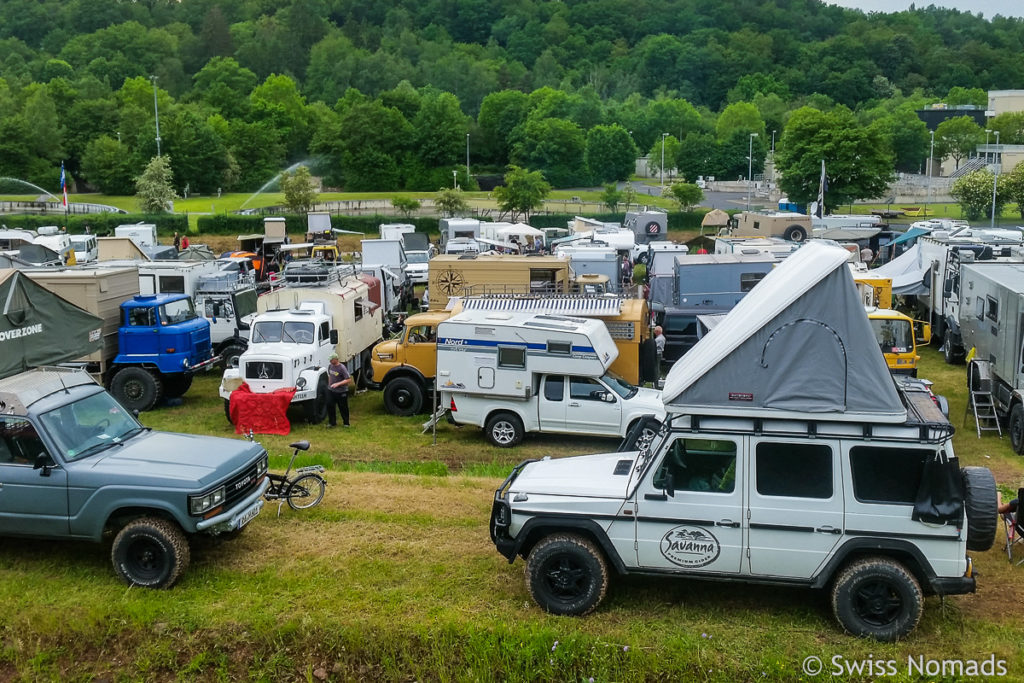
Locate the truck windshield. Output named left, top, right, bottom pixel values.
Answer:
left=407, top=252, right=430, bottom=264
left=252, top=321, right=315, bottom=344
left=39, top=391, right=142, bottom=462
left=870, top=318, right=913, bottom=353
left=160, top=298, right=197, bottom=325
left=602, top=373, right=639, bottom=399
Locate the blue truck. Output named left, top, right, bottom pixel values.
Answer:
left=109, top=294, right=219, bottom=412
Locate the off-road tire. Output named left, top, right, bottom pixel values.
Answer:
left=110, top=366, right=163, bottom=413
left=962, top=466, right=997, bottom=551
left=111, top=517, right=190, bottom=589
left=286, top=474, right=327, bottom=510
left=162, top=374, right=194, bottom=399
left=304, top=377, right=328, bottom=424
left=830, top=556, right=922, bottom=642
left=784, top=225, right=807, bottom=242
left=485, top=411, right=524, bottom=448
left=1010, top=404, right=1024, bottom=455
left=943, top=339, right=964, bottom=365
left=526, top=534, right=609, bottom=616
left=383, top=377, right=425, bottom=416
left=220, top=343, right=246, bottom=370
left=356, top=351, right=374, bottom=390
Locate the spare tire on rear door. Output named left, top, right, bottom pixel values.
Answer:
left=639, top=337, right=658, bottom=385
left=962, top=466, right=997, bottom=552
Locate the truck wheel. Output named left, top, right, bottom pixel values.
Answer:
left=962, top=466, right=997, bottom=551
left=162, top=374, right=194, bottom=399
left=830, top=556, right=922, bottom=642
left=784, top=225, right=807, bottom=242
left=943, top=339, right=964, bottom=365
left=304, top=377, right=328, bottom=424
left=356, top=351, right=373, bottom=389
left=110, top=367, right=163, bottom=413
left=485, top=412, right=524, bottom=448
left=111, top=517, right=190, bottom=589
left=224, top=399, right=233, bottom=424
left=1011, top=404, right=1024, bottom=455
left=526, top=534, right=609, bottom=616
left=220, top=343, right=246, bottom=370
left=383, top=377, right=425, bottom=416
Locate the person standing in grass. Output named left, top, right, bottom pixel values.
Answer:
left=327, top=353, right=352, bottom=427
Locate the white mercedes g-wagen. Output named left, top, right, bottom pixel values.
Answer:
left=488, top=243, right=997, bottom=641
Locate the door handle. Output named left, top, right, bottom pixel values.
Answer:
left=716, top=519, right=739, bottom=528
left=815, top=525, right=842, bottom=534
left=569, top=402, right=580, bottom=407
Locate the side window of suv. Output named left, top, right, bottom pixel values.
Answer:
left=0, top=417, right=47, bottom=465
left=654, top=438, right=736, bottom=493
left=756, top=442, right=832, bottom=498
left=850, top=446, right=929, bottom=504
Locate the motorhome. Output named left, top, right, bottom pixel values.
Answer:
left=439, top=218, right=480, bottom=250
left=811, top=214, right=883, bottom=241
left=724, top=211, right=813, bottom=243
left=713, top=236, right=800, bottom=260
left=435, top=311, right=664, bottom=446
left=427, top=253, right=572, bottom=310
left=552, top=243, right=624, bottom=293
left=961, top=260, right=1024, bottom=453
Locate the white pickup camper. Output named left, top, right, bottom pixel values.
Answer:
left=437, top=311, right=664, bottom=447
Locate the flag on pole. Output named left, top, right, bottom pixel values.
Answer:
left=60, top=162, right=68, bottom=208
left=816, top=159, right=827, bottom=218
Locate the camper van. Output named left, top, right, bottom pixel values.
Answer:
left=70, top=233, right=98, bottom=263
left=436, top=311, right=664, bottom=446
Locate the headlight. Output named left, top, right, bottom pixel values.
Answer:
left=296, top=377, right=307, bottom=389
left=256, top=454, right=268, bottom=475
left=189, top=486, right=226, bottom=515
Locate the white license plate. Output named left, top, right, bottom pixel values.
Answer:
left=232, top=500, right=263, bottom=530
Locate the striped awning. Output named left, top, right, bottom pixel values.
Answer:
left=453, top=295, right=623, bottom=316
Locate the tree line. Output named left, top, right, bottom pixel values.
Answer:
left=0, top=0, right=1023, bottom=203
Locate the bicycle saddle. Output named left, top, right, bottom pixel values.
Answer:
left=289, top=440, right=310, bottom=451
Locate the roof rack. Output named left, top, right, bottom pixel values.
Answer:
left=0, top=367, right=97, bottom=414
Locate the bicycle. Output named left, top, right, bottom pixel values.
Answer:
left=264, top=440, right=327, bottom=513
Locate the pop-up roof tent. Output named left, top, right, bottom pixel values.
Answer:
left=867, top=243, right=929, bottom=296
left=662, top=241, right=905, bottom=423
left=0, top=269, right=104, bottom=380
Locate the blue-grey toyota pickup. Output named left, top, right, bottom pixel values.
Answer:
left=0, top=367, right=269, bottom=588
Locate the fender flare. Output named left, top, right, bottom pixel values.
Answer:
left=810, top=537, right=940, bottom=592
left=509, top=516, right=628, bottom=575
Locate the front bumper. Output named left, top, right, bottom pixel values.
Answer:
left=196, top=477, right=271, bottom=532
left=490, top=459, right=536, bottom=562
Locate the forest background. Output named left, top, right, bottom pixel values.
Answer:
left=1, top=0, right=1024, bottom=205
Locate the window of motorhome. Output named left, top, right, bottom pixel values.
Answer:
left=975, top=296, right=984, bottom=320
left=986, top=296, right=998, bottom=323
left=497, top=346, right=526, bottom=368
left=739, top=272, right=767, bottom=292
left=354, top=298, right=365, bottom=321
left=158, top=275, right=185, bottom=294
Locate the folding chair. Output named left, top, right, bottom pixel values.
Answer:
left=1002, top=487, right=1024, bottom=565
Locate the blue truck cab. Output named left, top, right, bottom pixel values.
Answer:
left=109, top=294, right=218, bottom=412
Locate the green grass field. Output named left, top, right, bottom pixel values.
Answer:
left=1, top=348, right=1023, bottom=681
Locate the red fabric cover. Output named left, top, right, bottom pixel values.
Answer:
left=230, top=383, right=297, bottom=435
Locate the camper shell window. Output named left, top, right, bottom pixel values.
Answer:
left=850, top=446, right=928, bottom=505
left=547, top=340, right=571, bottom=355
left=756, top=442, right=832, bottom=499
left=497, top=346, right=526, bottom=368
left=986, top=296, right=998, bottom=323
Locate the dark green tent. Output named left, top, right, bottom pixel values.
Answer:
left=0, top=269, right=104, bottom=380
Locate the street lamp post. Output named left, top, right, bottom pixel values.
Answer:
left=465, top=133, right=470, bottom=182
left=747, top=133, right=758, bottom=210
left=660, top=133, right=668, bottom=189
left=452, top=169, right=458, bottom=189
left=150, top=75, right=161, bottom=156
left=771, top=130, right=776, bottom=156
left=991, top=131, right=1000, bottom=229
left=927, top=130, right=935, bottom=211
left=985, top=129, right=992, bottom=165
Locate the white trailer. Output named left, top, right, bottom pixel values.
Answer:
left=114, top=223, right=158, bottom=248
left=437, top=311, right=664, bottom=446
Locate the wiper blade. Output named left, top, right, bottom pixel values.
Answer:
left=71, top=440, right=119, bottom=460
left=116, top=426, right=147, bottom=441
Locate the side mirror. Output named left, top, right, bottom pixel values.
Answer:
left=601, top=392, right=615, bottom=403
left=330, top=329, right=339, bottom=345
left=33, top=454, right=53, bottom=477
